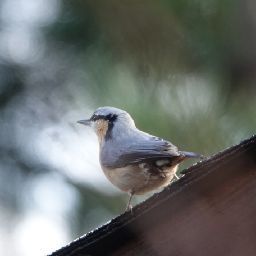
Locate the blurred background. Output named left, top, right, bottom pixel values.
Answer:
left=0, top=0, right=255, bottom=255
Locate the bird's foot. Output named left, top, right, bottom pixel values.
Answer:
left=125, top=192, right=134, bottom=213
left=125, top=203, right=133, bottom=213
left=174, top=173, right=179, bottom=180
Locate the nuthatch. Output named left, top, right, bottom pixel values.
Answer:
left=78, top=106, right=201, bottom=210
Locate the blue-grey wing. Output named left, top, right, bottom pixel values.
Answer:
left=101, top=137, right=181, bottom=168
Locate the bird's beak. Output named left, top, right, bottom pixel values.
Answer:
left=77, top=119, right=91, bottom=126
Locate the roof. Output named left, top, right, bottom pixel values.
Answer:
left=49, top=135, right=256, bottom=256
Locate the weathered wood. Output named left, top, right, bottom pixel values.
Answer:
left=50, top=135, right=256, bottom=256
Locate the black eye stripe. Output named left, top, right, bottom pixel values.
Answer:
left=90, top=114, right=100, bottom=121
left=90, top=114, right=118, bottom=122
left=106, top=114, right=117, bottom=122
left=105, top=114, right=117, bottom=140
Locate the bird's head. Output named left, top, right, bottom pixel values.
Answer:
left=77, top=106, right=135, bottom=144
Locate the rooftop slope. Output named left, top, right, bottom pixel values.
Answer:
left=50, top=135, right=256, bottom=256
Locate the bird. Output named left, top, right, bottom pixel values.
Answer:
left=77, top=106, right=201, bottom=210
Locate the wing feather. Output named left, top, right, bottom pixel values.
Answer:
left=101, top=136, right=181, bottom=168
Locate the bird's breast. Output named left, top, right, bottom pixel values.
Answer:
left=101, top=163, right=178, bottom=195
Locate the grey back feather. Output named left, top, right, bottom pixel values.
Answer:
left=100, top=129, right=180, bottom=168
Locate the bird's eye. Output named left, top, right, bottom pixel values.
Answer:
left=106, top=114, right=117, bottom=122
left=90, top=114, right=99, bottom=121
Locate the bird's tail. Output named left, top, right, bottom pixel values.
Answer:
left=179, top=151, right=204, bottom=159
